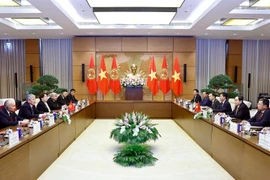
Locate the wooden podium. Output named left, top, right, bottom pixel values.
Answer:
left=125, top=86, right=143, bottom=100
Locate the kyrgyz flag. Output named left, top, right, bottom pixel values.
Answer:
left=68, top=102, right=75, bottom=112
left=159, top=55, right=170, bottom=94
left=109, top=55, right=121, bottom=95
left=171, top=56, right=183, bottom=96
left=86, top=56, right=98, bottom=94
left=98, top=55, right=109, bottom=95
left=147, top=56, right=158, bottom=95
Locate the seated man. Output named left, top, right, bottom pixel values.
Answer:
left=19, top=94, right=46, bottom=119
left=191, top=89, right=202, bottom=103
left=242, top=99, right=270, bottom=127
left=47, top=93, right=61, bottom=111
left=229, top=95, right=250, bottom=120
left=66, top=89, right=78, bottom=104
left=200, top=91, right=212, bottom=107
left=37, top=92, right=51, bottom=113
left=213, top=92, right=232, bottom=114
left=0, top=99, right=29, bottom=129
left=57, top=90, right=69, bottom=106
left=209, top=92, right=220, bottom=109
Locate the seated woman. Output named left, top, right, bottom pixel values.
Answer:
left=37, top=92, right=51, bottom=113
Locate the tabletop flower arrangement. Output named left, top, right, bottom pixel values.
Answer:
left=57, top=111, right=72, bottom=124
left=110, top=111, right=161, bottom=167
left=120, top=77, right=146, bottom=88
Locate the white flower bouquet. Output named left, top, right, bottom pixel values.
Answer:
left=120, top=77, right=146, bottom=87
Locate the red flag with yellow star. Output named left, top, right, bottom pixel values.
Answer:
left=159, top=55, right=170, bottom=94
left=98, top=55, right=109, bottom=95
left=86, top=55, right=98, bottom=94
left=147, top=56, right=158, bottom=95
left=171, top=56, right=183, bottom=96
left=109, top=55, right=121, bottom=95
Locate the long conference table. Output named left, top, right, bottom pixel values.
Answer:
left=0, top=101, right=269, bottom=180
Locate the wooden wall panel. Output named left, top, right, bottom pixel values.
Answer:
left=73, top=37, right=95, bottom=52
left=96, top=37, right=122, bottom=52
left=228, top=40, right=242, bottom=55
left=173, top=38, right=196, bottom=52
left=73, top=52, right=95, bottom=65
left=147, top=37, right=173, bottom=52
left=177, top=53, right=196, bottom=66
left=25, top=39, right=40, bottom=83
left=122, top=37, right=147, bottom=51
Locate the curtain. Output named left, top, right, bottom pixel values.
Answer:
left=242, top=40, right=270, bottom=105
left=196, top=39, right=226, bottom=92
left=41, top=39, right=72, bottom=90
left=0, top=40, right=26, bottom=100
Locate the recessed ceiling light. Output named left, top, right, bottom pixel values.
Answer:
left=177, top=33, right=179, bottom=34
left=233, top=33, right=236, bottom=36
left=32, top=33, right=35, bottom=35
left=93, top=8, right=177, bottom=25
left=118, top=32, right=121, bottom=34
left=222, top=18, right=257, bottom=26
left=12, top=18, right=48, bottom=25
left=87, top=0, right=184, bottom=7
left=0, top=0, right=21, bottom=7
left=251, top=0, right=270, bottom=8
left=61, top=33, right=64, bottom=34
left=205, top=33, right=208, bottom=35
left=4, top=33, right=7, bottom=35
left=261, top=34, right=264, bottom=36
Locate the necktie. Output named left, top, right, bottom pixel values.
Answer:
left=258, top=112, right=263, bottom=121
left=235, top=106, right=239, bottom=114
left=9, top=112, right=14, bottom=122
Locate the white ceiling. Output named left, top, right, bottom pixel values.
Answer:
left=0, top=0, right=270, bottom=39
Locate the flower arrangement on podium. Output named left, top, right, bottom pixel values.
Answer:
left=110, top=111, right=161, bottom=167
left=120, top=77, right=146, bottom=87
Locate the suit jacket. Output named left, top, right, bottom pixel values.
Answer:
left=66, top=94, right=78, bottom=104
left=248, top=108, right=270, bottom=127
left=0, top=108, right=23, bottom=129
left=57, top=95, right=68, bottom=106
left=37, top=101, right=50, bottom=113
left=211, top=99, right=220, bottom=109
left=47, top=98, right=61, bottom=111
left=229, top=103, right=250, bottom=120
left=18, top=102, right=40, bottom=119
left=213, top=100, right=232, bottom=114
left=191, top=94, right=202, bottom=103
left=200, top=97, right=212, bottom=107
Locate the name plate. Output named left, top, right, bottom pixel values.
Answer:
left=33, top=122, right=41, bottom=135
left=214, top=114, right=220, bottom=124
left=258, top=133, right=270, bottom=150
left=49, top=115, right=55, bottom=126
left=230, top=122, right=238, bottom=134
left=9, top=131, right=20, bottom=148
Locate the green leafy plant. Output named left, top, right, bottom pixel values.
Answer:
left=110, top=112, right=161, bottom=167
left=201, top=74, right=239, bottom=98
left=28, top=75, right=66, bottom=96
left=113, top=144, right=157, bottom=168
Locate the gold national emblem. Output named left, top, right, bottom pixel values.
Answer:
left=88, top=68, right=95, bottom=80
left=160, top=68, right=168, bottom=80
left=110, top=68, right=119, bottom=80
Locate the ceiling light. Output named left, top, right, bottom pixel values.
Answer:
left=222, top=18, right=257, bottom=26
left=251, top=0, right=270, bottom=7
left=0, top=0, right=21, bottom=6
left=12, top=18, right=48, bottom=25
left=93, top=8, right=177, bottom=25
left=87, top=0, right=184, bottom=7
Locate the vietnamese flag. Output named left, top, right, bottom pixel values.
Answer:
left=159, top=55, right=170, bottom=94
left=68, top=102, right=75, bottom=112
left=98, top=55, right=109, bottom=95
left=109, top=55, right=121, bottom=95
left=86, top=56, right=98, bottom=94
left=147, top=56, right=158, bottom=95
left=171, top=56, right=183, bottom=96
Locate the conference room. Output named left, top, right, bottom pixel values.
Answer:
left=1, top=0, right=270, bottom=179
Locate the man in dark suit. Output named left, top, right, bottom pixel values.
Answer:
left=66, top=89, right=78, bottom=104
left=37, top=92, right=51, bottom=113
left=0, top=99, right=29, bottom=129
left=209, top=93, right=220, bottom=109
left=19, top=94, right=46, bottom=119
left=47, top=93, right=61, bottom=111
left=242, top=99, right=270, bottom=127
left=229, top=96, right=250, bottom=120
left=57, top=90, right=69, bottom=106
left=213, top=92, right=232, bottom=114
left=200, top=91, right=212, bottom=107
left=191, top=89, right=202, bottom=103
